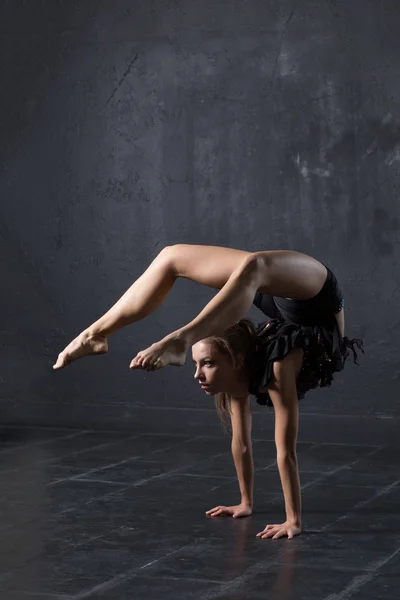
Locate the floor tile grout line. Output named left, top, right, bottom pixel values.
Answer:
left=1, top=447, right=388, bottom=524
left=198, top=540, right=304, bottom=600
left=0, top=519, right=148, bottom=583
left=322, top=476, right=400, bottom=534
left=3, top=475, right=396, bottom=583
left=59, top=458, right=238, bottom=515
left=50, top=449, right=230, bottom=486
left=0, top=438, right=383, bottom=481
left=69, top=541, right=200, bottom=600
left=321, top=546, right=400, bottom=600
left=193, top=449, right=400, bottom=599
left=0, top=433, right=194, bottom=481
left=0, top=430, right=93, bottom=457
left=0, top=425, right=392, bottom=447
left=1, top=437, right=399, bottom=598
left=0, top=433, right=146, bottom=477
left=65, top=477, right=127, bottom=486
left=0, top=453, right=242, bottom=532
left=174, top=473, right=236, bottom=480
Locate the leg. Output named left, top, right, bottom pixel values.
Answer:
left=257, top=348, right=303, bottom=540
left=132, top=250, right=326, bottom=370
left=53, top=244, right=250, bottom=369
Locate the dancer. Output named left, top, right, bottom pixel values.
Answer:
left=53, top=245, right=362, bottom=539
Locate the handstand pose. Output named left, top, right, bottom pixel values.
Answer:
left=53, top=245, right=362, bottom=540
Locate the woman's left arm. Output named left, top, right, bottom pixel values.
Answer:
left=256, top=349, right=303, bottom=540
left=335, top=308, right=345, bottom=337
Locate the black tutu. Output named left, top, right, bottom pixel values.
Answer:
left=249, top=318, right=364, bottom=407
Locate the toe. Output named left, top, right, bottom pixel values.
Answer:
left=53, top=354, right=65, bottom=370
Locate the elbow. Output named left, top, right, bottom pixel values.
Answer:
left=276, top=449, right=297, bottom=463
left=232, top=437, right=251, bottom=455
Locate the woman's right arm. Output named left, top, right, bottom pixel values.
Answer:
left=230, top=395, right=254, bottom=509
left=206, top=395, right=254, bottom=518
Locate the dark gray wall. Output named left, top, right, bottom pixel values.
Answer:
left=1, top=0, right=400, bottom=440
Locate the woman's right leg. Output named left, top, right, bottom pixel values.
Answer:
left=53, top=244, right=251, bottom=369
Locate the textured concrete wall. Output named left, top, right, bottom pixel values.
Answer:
left=1, top=0, right=400, bottom=436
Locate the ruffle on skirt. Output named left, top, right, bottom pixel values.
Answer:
left=249, top=318, right=364, bottom=407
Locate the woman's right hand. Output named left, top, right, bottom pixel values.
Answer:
left=206, top=503, right=253, bottom=518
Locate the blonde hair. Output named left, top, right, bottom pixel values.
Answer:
left=205, top=319, right=257, bottom=433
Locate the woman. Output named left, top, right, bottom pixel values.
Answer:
left=53, top=244, right=362, bottom=540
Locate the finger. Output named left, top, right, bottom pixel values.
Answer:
left=288, top=530, right=294, bottom=539
left=206, top=508, right=224, bottom=517
left=205, top=506, right=220, bottom=514
left=272, top=530, right=285, bottom=540
left=265, top=529, right=277, bottom=537
left=260, top=528, right=278, bottom=539
left=206, top=506, right=223, bottom=514
left=256, top=525, right=274, bottom=536
left=206, top=509, right=220, bottom=516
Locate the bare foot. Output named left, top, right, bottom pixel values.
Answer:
left=130, top=335, right=188, bottom=371
left=53, top=330, right=108, bottom=370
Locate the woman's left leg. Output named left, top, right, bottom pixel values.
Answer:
left=132, top=250, right=325, bottom=370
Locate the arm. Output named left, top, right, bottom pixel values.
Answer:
left=274, top=395, right=301, bottom=528
left=335, top=308, right=345, bottom=338
left=257, top=349, right=303, bottom=540
left=206, top=395, right=253, bottom=518
left=230, top=395, right=254, bottom=508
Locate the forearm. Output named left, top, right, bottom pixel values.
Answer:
left=335, top=308, right=345, bottom=338
left=231, top=438, right=254, bottom=506
left=277, top=454, right=302, bottom=525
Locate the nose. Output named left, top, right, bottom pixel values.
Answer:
left=194, top=366, right=204, bottom=380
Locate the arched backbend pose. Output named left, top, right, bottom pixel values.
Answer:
left=53, top=245, right=362, bottom=540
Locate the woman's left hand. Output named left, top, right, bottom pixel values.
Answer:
left=256, top=521, right=301, bottom=540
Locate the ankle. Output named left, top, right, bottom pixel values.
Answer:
left=86, top=326, right=108, bottom=339
left=168, top=330, right=191, bottom=351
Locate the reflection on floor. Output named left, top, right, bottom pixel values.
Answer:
left=0, top=426, right=399, bottom=599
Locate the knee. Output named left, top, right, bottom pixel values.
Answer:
left=156, top=246, right=178, bottom=272
left=157, top=244, right=193, bottom=275
left=236, top=252, right=268, bottom=285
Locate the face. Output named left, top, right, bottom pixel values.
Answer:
left=192, top=340, right=239, bottom=396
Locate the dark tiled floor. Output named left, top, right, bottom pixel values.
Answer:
left=0, top=427, right=399, bottom=599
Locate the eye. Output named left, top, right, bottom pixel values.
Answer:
left=204, top=361, right=213, bottom=367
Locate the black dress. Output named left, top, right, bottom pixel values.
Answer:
left=250, top=266, right=363, bottom=406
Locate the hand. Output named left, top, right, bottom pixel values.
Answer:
left=256, top=521, right=301, bottom=540
left=206, top=503, right=253, bottom=518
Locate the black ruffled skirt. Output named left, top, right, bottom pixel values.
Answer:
left=249, top=318, right=364, bottom=407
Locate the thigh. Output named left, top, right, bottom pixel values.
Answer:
left=255, top=250, right=328, bottom=300
left=169, top=244, right=252, bottom=289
